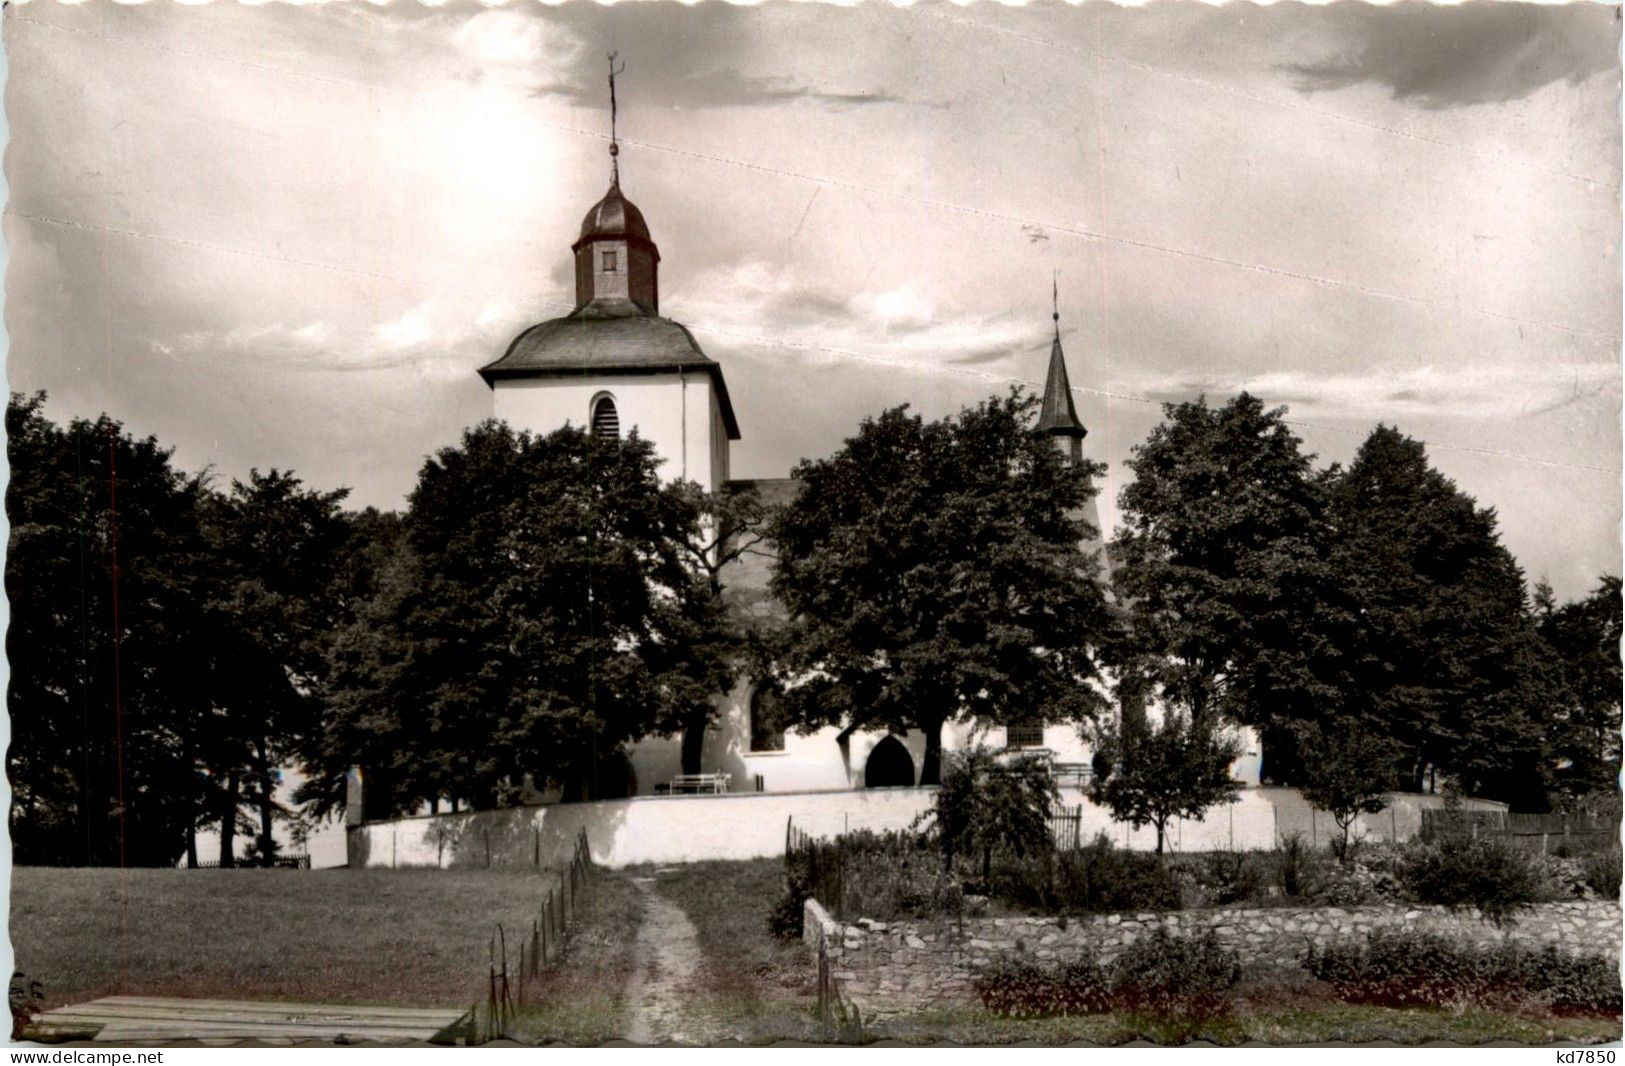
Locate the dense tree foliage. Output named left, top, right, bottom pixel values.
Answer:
left=1327, top=426, right=1560, bottom=807
left=1112, top=393, right=1352, bottom=778
left=763, top=391, right=1114, bottom=784
left=1534, top=575, right=1622, bottom=809
left=200, top=471, right=351, bottom=865
left=7, top=394, right=216, bottom=865
left=9, top=382, right=1615, bottom=866
left=664, top=481, right=766, bottom=775
left=307, top=421, right=739, bottom=812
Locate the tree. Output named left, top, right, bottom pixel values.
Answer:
left=315, top=420, right=735, bottom=811
left=1112, top=393, right=1350, bottom=779
left=764, top=391, right=1113, bottom=784
left=661, top=481, right=766, bottom=775
left=1294, top=722, right=1404, bottom=863
left=1535, top=575, right=1623, bottom=809
left=1328, top=426, right=1559, bottom=807
left=199, top=470, right=351, bottom=865
left=1089, top=708, right=1241, bottom=856
left=925, top=746, right=1058, bottom=883
left=6, top=393, right=218, bottom=865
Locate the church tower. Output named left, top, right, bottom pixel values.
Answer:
left=479, top=58, right=739, bottom=491
left=1037, top=285, right=1104, bottom=556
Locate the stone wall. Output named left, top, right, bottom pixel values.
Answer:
left=810, top=900, right=1623, bottom=1019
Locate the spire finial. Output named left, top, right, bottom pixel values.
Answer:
left=607, top=52, right=626, bottom=185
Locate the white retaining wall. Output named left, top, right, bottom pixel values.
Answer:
left=346, top=787, right=1503, bottom=869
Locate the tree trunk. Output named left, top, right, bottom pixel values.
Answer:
left=185, top=825, right=197, bottom=869
left=218, top=773, right=238, bottom=868
left=679, top=707, right=710, bottom=776
left=254, top=738, right=275, bottom=867
left=920, top=719, right=945, bottom=786
left=1154, top=817, right=1167, bottom=857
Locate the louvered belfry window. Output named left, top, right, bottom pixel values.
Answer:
left=591, top=396, right=620, bottom=442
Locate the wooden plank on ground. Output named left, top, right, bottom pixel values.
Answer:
left=55, top=997, right=463, bottom=1022
left=30, top=997, right=467, bottom=1044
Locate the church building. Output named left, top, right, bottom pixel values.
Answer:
left=478, top=103, right=1262, bottom=799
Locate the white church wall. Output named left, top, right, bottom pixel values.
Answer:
left=492, top=372, right=727, bottom=490
left=624, top=684, right=1262, bottom=797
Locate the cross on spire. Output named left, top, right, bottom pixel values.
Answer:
left=607, top=53, right=626, bottom=185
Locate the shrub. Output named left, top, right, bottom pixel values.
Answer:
left=841, top=845, right=954, bottom=919
left=767, top=873, right=808, bottom=940
left=1278, top=832, right=1311, bottom=898
left=1194, top=850, right=1266, bottom=906
left=1308, top=860, right=1401, bottom=906
left=1062, top=835, right=1186, bottom=913
left=927, top=747, right=1057, bottom=884
left=1397, top=833, right=1541, bottom=927
left=1530, top=852, right=1593, bottom=900
left=1541, top=946, right=1625, bottom=1014
left=986, top=835, right=1186, bottom=915
left=1305, top=930, right=1622, bottom=1015
left=977, top=932, right=1243, bottom=1022
left=1582, top=846, right=1622, bottom=901
left=975, top=953, right=1111, bottom=1018
left=1110, top=929, right=1241, bottom=1021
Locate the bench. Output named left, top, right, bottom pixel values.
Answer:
left=655, top=772, right=732, bottom=795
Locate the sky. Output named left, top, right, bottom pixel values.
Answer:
left=5, top=0, right=1621, bottom=600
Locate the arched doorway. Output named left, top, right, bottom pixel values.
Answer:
left=864, top=736, right=916, bottom=788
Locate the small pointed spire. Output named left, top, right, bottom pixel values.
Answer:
left=607, top=53, right=626, bottom=186
left=1037, top=277, right=1086, bottom=439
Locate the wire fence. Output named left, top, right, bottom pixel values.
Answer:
left=471, top=828, right=595, bottom=1043
left=1419, top=809, right=1620, bottom=854
left=187, top=854, right=311, bottom=870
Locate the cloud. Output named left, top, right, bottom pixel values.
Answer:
left=1122, top=363, right=1621, bottom=422
left=533, top=69, right=916, bottom=111
left=1283, top=3, right=1619, bottom=109
left=676, top=259, right=1043, bottom=375
left=450, top=9, right=585, bottom=89
left=161, top=298, right=533, bottom=382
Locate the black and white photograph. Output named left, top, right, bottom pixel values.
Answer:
left=3, top=0, right=1622, bottom=1049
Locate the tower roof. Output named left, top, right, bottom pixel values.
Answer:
left=1036, top=332, right=1086, bottom=438
left=574, top=181, right=654, bottom=249
left=479, top=311, right=741, bottom=441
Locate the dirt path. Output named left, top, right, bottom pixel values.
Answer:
left=624, top=876, right=718, bottom=1045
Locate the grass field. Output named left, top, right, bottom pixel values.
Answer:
left=509, top=869, right=645, bottom=1045
left=11, top=866, right=568, bottom=1010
